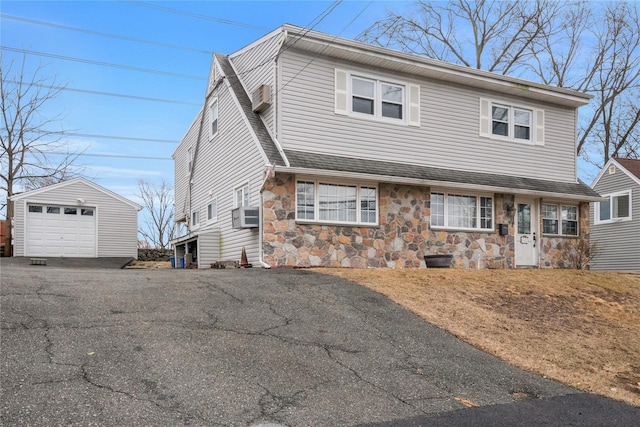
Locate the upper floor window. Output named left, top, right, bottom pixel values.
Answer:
left=479, top=99, right=544, bottom=145
left=596, top=190, right=631, bottom=224
left=210, top=99, right=219, bottom=139
left=186, top=146, right=193, bottom=176
left=543, top=204, right=578, bottom=236
left=492, top=105, right=531, bottom=140
left=430, top=191, right=493, bottom=231
left=296, top=180, right=378, bottom=225
left=351, top=77, right=404, bottom=120
left=235, top=184, right=250, bottom=208
left=335, top=69, right=420, bottom=127
left=191, top=210, right=199, bottom=228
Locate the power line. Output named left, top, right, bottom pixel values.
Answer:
left=280, top=2, right=374, bottom=92
left=49, top=152, right=172, bottom=161
left=0, top=46, right=207, bottom=81
left=124, top=1, right=271, bottom=32
left=51, top=132, right=179, bottom=143
left=2, top=79, right=200, bottom=106
left=0, top=14, right=213, bottom=55
left=229, top=1, right=344, bottom=83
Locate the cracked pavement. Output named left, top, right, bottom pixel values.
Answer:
left=1, top=265, right=638, bottom=426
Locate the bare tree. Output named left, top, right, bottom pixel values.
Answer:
left=1, top=54, right=83, bottom=256
left=577, top=3, right=640, bottom=164
left=359, top=0, right=561, bottom=75
left=137, top=179, right=178, bottom=249
left=359, top=0, right=640, bottom=168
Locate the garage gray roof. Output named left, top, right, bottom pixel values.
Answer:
left=283, top=149, right=601, bottom=201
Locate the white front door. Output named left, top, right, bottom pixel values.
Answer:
left=514, top=198, right=538, bottom=267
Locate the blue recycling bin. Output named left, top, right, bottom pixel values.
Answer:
left=180, top=257, right=185, bottom=268
left=170, top=256, right=175, bottom=268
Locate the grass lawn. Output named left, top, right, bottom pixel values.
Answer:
left=317, top=268, right=640, bottom=407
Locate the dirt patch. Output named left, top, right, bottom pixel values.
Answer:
left=126, top=261, right=171, bottom=269
left=316, top=268, right=640, bottom=407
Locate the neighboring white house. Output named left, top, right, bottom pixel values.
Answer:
left=590, top=157, right=640, bottom=271
left=172, top=24, right=601, bottom=269
left=9, top=178, right=142, bottom=258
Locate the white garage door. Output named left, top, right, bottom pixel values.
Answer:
left=26, top=204, right=96, bottom=257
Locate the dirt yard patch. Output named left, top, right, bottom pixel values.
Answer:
left=126, top=260, right=171, bottom=269
left=318, top=268, right=640, bottom=407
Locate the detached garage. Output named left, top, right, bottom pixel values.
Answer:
left=10, top=178, right=142, bottom=258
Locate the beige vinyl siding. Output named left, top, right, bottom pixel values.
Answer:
left=229, top=31, right=282, bottom=137
left=590, top=171, right=640, bottom=271
left=197, top=230, right=220, bottom=267
left=279, top=49, right=579, bottom=183
left=184, top=80, right=265, bottom=265
left=12, top=201, right=25, bottom=256
left=174, top=110, right=202, bottom=222
left=13, top=180, right=138, bottom=257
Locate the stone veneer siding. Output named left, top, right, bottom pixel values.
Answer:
left=539, top=202, right=591, bottom=268
left=262, top=173, right=522, bottom=269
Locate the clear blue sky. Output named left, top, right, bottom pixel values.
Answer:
left=1, top=0, right=597, bottom=215
left=1, top=0, right=406, bottom=203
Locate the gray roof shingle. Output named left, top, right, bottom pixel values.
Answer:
left=214, top=54, right=598, bottom=201
left=215, top=53, right=285, bottom=166
left=284, top=149, right=601, bottom=200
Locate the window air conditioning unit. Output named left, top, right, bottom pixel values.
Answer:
left=252, top=84, right=271, bottom=113
left=232, top=206, right=259, bottom=229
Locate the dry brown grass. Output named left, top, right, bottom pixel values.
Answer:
left=316, top=268, right=640, bottom=407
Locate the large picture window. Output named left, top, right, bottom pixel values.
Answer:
left=596, top=191, right=631, bottom=224
left=430, top=192, right=493, bottom=231
left=296, top=180, right=377, bottom=225
left=543, top=203, right=578, bottom=236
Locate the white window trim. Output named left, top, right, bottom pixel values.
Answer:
left=234, top=183, right=250, bottom=208
left=207, top=198, right=218, bottom=223
left=295, top=178, right=379, bottom=226
left=186, top=146, right=193, bottom=177
left=209, top=98, right=219, bottom=140
left=542, top=203, right=579, bottom=236
left=335, top=69, right=420, bottom=127
left=430, top=190, right=495, bottom=232
left=479, top=98, right=544, bottom=145
left=191, top=209, right=200, bottom=229
left=595, top=190, right=633, bottom=225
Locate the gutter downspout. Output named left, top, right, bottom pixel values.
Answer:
left=258, top=164, right=275, bottom=269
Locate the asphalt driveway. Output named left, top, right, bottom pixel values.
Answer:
left=1, top=265, right=637, bottom=426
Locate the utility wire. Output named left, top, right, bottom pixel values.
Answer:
left=0, top=14, right=213, bottom=55
left=124, top=0, right=271, bottom=31
left=280, top=1, right=374, bottom=92
left=2, top=79, right=200, bottom=106
left=0, top=46, right=207, bottom=81
left=49, top=132, right=179, bottom=143
left=48, top=152, right=172, bottom=160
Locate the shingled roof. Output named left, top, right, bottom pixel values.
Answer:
left=284, top=149, right=601, bottom=201
left=615, top=157, right=640, bottom=180
left=216, top=51, right=599, bottom=202
left=215, top=53, right=285, bottom=167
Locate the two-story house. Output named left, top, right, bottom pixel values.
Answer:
left=590, top=157, right=640, bottom=271
left=172, top=24, right=601, bottom=269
